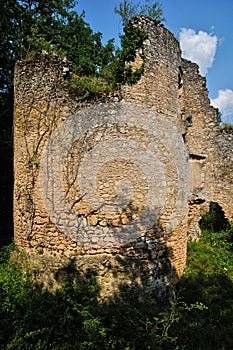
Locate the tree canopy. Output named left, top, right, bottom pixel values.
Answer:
left=114, top=0, right=165, bottom=28
left=0, top=0, right=111, bottom=97
left=0, top=0, right=118, bottom=146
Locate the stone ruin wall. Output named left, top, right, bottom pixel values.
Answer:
left=181, top=58, right=233, bottom=238
left=14, top=17, right=233, bottom=302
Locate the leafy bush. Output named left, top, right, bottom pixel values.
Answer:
left=69, top=24, right=148, bottom=99
left=112, top=25, right=148, bottom=86
left=200, top=202, right=230, bottom=232
left=0, top=244, right=206, bottom=350
left=1, top=221, right=233, bottom=349
left=175, top=227, right=233, bottom=349
left=70, top=74, right=114, bottom=100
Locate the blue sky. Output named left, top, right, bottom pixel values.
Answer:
left=76, top=0, right=233, bottom=123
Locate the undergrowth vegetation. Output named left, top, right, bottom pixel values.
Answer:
left=175, top=226, right=233, bottom=350
left=1, top=221, right=233, bottom=349
left=69, top=74, right=114, bottom=100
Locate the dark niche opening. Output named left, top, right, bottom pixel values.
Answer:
left=199, top=202, right=231, bottom=232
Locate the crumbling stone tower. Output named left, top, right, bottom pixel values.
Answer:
left=14, top=17, right=233, bottom=303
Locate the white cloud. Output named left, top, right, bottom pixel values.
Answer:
left=211, top=89, right=233, bottom=124
left=179, top=28, right=218, bottom=76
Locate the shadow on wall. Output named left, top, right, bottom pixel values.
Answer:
left=25, top=206, right=180, bottom=308
left=28, top=203, right=183, bottom=306
left=200, top=201, right=231, bottom=232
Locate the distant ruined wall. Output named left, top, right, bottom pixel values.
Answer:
left=181, top=58, right=233, bottom=237
left=14, top=17, right=232, bottom=303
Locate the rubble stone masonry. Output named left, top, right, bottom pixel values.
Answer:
left=14, top=17, right=233, bottom=303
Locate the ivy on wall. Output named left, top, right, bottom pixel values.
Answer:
left=114, top=24, right=148, bottom=86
